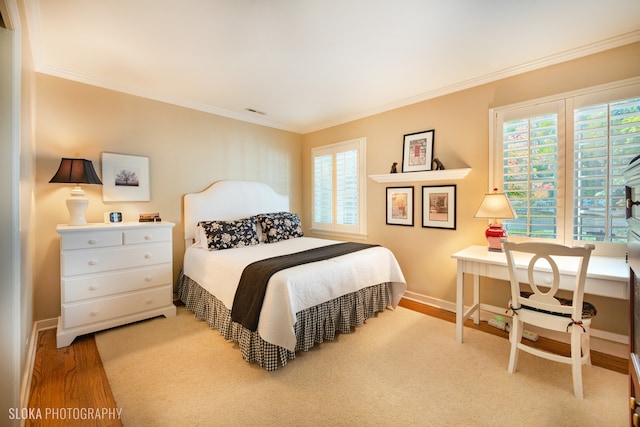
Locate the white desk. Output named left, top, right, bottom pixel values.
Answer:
left=451, top=245, right=629, bottom=344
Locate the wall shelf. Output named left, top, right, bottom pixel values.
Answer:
left=368, top=168, right=471, bottom=183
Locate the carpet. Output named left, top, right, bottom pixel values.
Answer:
left=95, top=306, right=626, bottom=426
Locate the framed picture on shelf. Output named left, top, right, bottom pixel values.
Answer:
left=402, top=129, right=435, bottom=173
left=101, top=152, right=150, bottom=202
left=422, top=185, right=456, bottom=229
left=386, top=186, right=414, bottom=226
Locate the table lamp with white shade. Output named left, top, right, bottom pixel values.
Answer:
left=49, top=158, right=103, bottom=226
left=474, top=188, right=517, bottom=252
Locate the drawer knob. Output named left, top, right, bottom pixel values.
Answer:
left=90, top=311, right=98, bottom=316
left=88, top=239, right=97, bottom=245
left=144, top=299, right=153, bottom=305
left=144, top=254, right=152, bottom=259
left=144, top=235, right=152, bottom=240
left=88, top=260, right=99, bottom=266
left=88, top=285, right=98, bottom=291
left=144, top=277, right=152, bottom=282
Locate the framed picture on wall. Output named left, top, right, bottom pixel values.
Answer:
left=422, top=185, right=456, bottom=229
left=386, top=186, right=414, bottom=226
left=101, top=152, right=150, bottom=202
left=402, top=129, right=435, bottom=173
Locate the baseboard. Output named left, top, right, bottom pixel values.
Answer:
left=402, top=290, right=629, bottom=359
left=402, top=291, right=457, bottom=313
left=20, top=317, right=58, bottom=417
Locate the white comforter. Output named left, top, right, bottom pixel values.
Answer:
left=183, top=237, right=407, bottom=351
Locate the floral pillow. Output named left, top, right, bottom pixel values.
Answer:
left=198, top=216, right=260, bottom=250
left=257, top=212, right=304, bottom=243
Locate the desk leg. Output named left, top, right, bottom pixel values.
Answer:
left=473, top=273, right=480, bottom=325
left=456, top=262, right=464, bottom=343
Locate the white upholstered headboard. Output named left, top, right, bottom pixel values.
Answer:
left=183, top=180, right=289, bottom=244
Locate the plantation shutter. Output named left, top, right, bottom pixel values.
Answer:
left=571, top=93, right=640, bottom=243
left=498, top=101, right=565, bottom=240
left=492, top=81, right=640, bottom=250
left=313, top=153, right=333, bottom=224
left=336, top=149, right=358, bottom=225
left=311, top=138, right=366, bottom=236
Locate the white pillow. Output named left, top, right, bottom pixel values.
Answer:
left=193, top=225, right=208, bottom=248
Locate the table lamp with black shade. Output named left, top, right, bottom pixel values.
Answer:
left=474, top=187, right=517, bottom=252
left=49, top=158, right=103, bottom=226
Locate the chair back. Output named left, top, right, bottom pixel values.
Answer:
left=502, top=241, right=594, bottom=321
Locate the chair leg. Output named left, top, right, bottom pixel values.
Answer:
left=582, top=328, right=592, bottom=366
left=508, top=319, right=522, bottom=374
left=571, top=328, right=584, bottom=399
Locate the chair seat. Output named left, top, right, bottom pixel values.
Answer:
left=520, top=291, right=597, bottom=319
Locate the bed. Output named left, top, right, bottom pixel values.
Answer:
left=177, top=180, right=407, bottom=370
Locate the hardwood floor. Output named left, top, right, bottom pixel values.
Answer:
left=26, top=329, right=122, bottom=427
left=26, top=299, right=627, bottom=425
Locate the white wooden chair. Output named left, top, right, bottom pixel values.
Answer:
left=502, top=240, right=596, bottom=399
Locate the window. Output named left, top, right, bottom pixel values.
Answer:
left=311, top=137, right=366, bottom=237
left=499, top=102, right=565, bottom=240
left=572, top=94, right=640, bottom=244
left=490, top=79, right=640, bottom=254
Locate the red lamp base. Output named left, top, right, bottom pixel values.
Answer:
left=486, top=222, right=507, bottom=252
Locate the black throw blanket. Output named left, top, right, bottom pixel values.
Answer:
left=231, top=242, right=378, bottom=331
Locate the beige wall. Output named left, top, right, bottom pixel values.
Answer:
left=17, top=0, right=36, bottom=399
left=34, top=75, right=302, bottom=320
left=302, top=42, right=640, bottom=336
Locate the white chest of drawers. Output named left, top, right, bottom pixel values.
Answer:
left=56, top=222, right=177, bottom=348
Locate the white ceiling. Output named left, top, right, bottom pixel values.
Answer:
left=24, top=0, right=640, bottom=134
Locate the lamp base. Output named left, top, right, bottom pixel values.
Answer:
left=66, top=195, right=89, bottom=226
left=486, top=222, right=507, bottom=252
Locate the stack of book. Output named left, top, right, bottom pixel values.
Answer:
left=139, top=212, right=161, bottom=222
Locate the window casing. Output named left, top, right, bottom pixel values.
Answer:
left=490, top=79, right=640, bottom=255
left=311, top=137, right=366, bottom=237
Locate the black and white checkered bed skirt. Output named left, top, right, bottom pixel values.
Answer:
left=176, top=270, right=393, bottom=371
